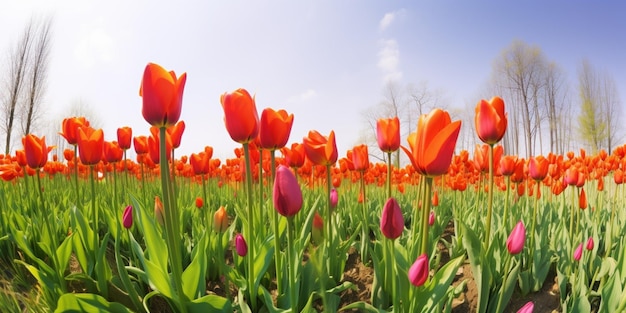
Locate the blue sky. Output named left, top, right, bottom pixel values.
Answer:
left=1, top=1, right=624, bottom=159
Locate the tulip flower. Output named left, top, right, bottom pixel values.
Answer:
left=573, top=243, right=583, bottom=261
left=376, top=116, right=400, bottom=153
left=402, top=109, right=462, bottom=177
left=312, top=211, right=324, bottom=244
left=408, top=253, right=429, bottom=287
left=475, top=96, right=507, bottom=145
left=432, top=190, right=439, bottom=207
left=122, top=205, right=133, bottom=229
left=139, top=63, right=187, bottom=127
left=221, top=88, right=259, bottom=144
left=22, top=134, right=50, bottom=169
left=167, top=121, right=185, bottom=149
left=273, top=165, right=303, bottom=217
left=586, top=237, right=594, bottom=251
left=15, top=149, right=27, bottom=167
left=380, top=197, right=404, bottom=240
left=282, top=143, right=305, bottom=168
left=133, top=136, right=149, bottom=155
left=614, top=169, right=624, bottom=184
left=117, top=127, right=132, bottom=150
left=500, top=155, right=518, bottom=176
left=77, top=127, right=104, bottom=166
left=517, top=301, right=534, bottom=313
left=154, top=196, right=164, bottom=226
left=195, top=197, right=203, bottom=209
left=104, top=141, right=123, bottom=163
left=60, top=117, right=89, bottom=146
left=303, top=130, right=338, bottom=166
left=529, top=156, right=549, bottom=181
left=235, top=233, right=248, bottom=257
left=259, top=108, right=294, bottom=150
left=579, top=188, right=587, bottom=210
left=506, top=221, right=526, bottom=255
left=330, top=188, right=338, bottom=209
left=214, top=206, right=228, bottom=233
left=190, top=151, right=211, bottom=175
left=428, top=211, right=435, bottom=226
left=351, top=144, right=369, bottom=172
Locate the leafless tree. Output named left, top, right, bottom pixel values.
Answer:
left=21, top=17, right=53, bottom=137
left=2, top=20, right=35, bottom=154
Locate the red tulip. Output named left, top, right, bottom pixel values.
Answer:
left=103, top=141, right=123, bottom=163
left=190, top=151, right=211, bottom=175
left=506, top=221, right=526, bottom=255
left=402, top=109, right=462, bottom=177
left=133, top=136, right=149, bottom=155
left=408, top=253, right=429, bottom=287
left=282, top=143, right=306, bottom=168
left=586, top=237, right=594, bottom=251
left=380, top=197, right=404, bottom=240
left=428, top=211, right=435, bottom=226
left=60, top=117, right=89, bottom=146
left=500, top=155, right=518, bottom=176
left=167, top=121, right=185, bottom=149
left=77, top=127, right=104, bottom=165
left=117, top=127, right=132, bottom=150
left=579, top=188, right=587, bottom=210
left=235, top=233, right=248, bottom=257
left=259, top=108, right=294, bottom=150
left=195, top=197, right=203, bottom=209
left=475, top=96, right=507, bottom=145
left=122, top=205, right=133, bottom=229
left=528, top=156, right=549, bottom=181
left=351, top=144, right=369, bottom=172
left=22, top=134, right=50, bottom=169
left=303, top=130, right=338, bottom=166
left=376, top=117, right=400, bottom=153
left=312, top=211, right=324, bottom=244
left=221, top=88, right=259, bottom=144
left=273, top=165, right=303, bottom=217
left=140, top=63, right=187, bottom=127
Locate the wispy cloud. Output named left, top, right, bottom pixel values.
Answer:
left=378, top=9, right=406, bottom=32
left=74, top=18, right=116, bottom=68
left=287, top=89, right=317, bottom=103
left=378, top=39, right=402, bottom=82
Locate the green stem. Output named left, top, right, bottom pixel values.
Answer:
left=286, top=217, right=298, bottom=310
left=140, top=158, right=146, bottom=201
left=242, top=142, right=257, bottom=311
left=569, top=186, right=575, bottom=243
left=74, top=145, right=80, bottom=207
left=503, top=176, right=511, bottom=230
left=495, top=254, right=513, bottom=313
left=484, top=144, right=494, bottom=247
left=90, top=166, right=97, bottom=242
left=359, top=171, right=369, bottom=264
left=529, top=181, right=540, bottom=271
left=410, top=177, right=425, bottom=260
left=420, top=177, right=433, bottom=255
left=391, top=239, right=401, bottom=312
left=270, top=151, right=283, bottom=295
left=325, top=164, right=335, bottom=281
left=158, top=127, right=187, bottom=313
left=386, top=152, right=392, bottom=200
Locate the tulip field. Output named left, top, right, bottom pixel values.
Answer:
left=2, top=63, right=626, bottom=313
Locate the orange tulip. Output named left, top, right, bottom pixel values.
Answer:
left=303, top=130, right=338, bottom=166
left=351, top=144, right=369, bottom=172
left=221, top=88, right=259, bottom=144
left=23, top=134, right=52, bottom=169
left=282, top=143, right=305, bottom=168
left=214, top=206, right=229, bottom=233
left=117, top=126, right=132, bottom=150
left=0, top=163, right=19, bottom=181
left=190, top=151, right=210, bottom=175
left=500, top=155, right=517, bottom=176
left=103, top=141, right=123, bottom=163
left=77, top=127, right=104, bottom=165
left=139, top=63, right=187, bottom=127
left=475, top=96, right=507, bottom=145
left=15, top=149, right=27, bottom=167
left=133, top=136, right=149, bottom=155
left=167, top=121, right=185, bottom=149
left=402, top=109, right=462, bottom=177
left=60, top=117, right=89, bottom=146
left=376, top=117, right=400, bottom=153
left=529, top=156, right=549, bottom=181
left=579, top=187, right=587, bottom=210
left=259, top=108, right=294, bottom=150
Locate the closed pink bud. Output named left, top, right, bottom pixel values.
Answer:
left=273, top=165, right=303, bottom=217
left=506, top=221, right=526, bottom=255
left=408, top=253, right=429, bottom=287
left=330, top=188, right=338, bottom=209
left=517, top=301, right=534, bottom=313
left=380, top=197, right=404, bottom=240
left=122, top=205, right=133, bottom=229
left=235, top=233, right=247, bottom=257
left=573, top=243, right=583, bottom=261
left=428, top=211, right=435, bottom=226
left=586, top=237, right=594, bottom=251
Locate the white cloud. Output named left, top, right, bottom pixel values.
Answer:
left=377, top=39, right=402, bottom=82
left=379, top=9, right=406, bottom=32
left=287, top=89, right=317, bottom=103
left=74, top=18, right=116, bottom=68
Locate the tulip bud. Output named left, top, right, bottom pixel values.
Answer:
left=273, top=165, right=303, bottom=217
left=122, top=205, right=133, bottom=229
left=312, top=211, right=324, bottom=244
left=380, top=197, right=404, bottom=240
left=573, top=243, right=583, bottom=261
left=431, top=190, right=439, bottom=207
left=195, top=197, right=204, bottom=209
left=235, top=233, right=248, bottom=257
left=428, top=211, right=435, bottom=226
left=579, top=188, right=587, bottom=210
left=330, top=188, right=338, bottom=210
left=506, top=221, right=526, bottom=255
left=154, top=196, right=164, bottom=226
left=214, top=206, right=229, bottom=233
left=408, top=253, right=429, bottom=287
left=586, top=237, right=594, bottom=251
left=516, top=301, right=534, bottom=313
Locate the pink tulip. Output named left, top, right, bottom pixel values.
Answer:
left=235, top=233, right=248, bottom=257
left=506, top=221, right=526, bottom=255
left=574, top=243, right=583, bottom=261
left=380, top=197, right=404, bottom=240
left=428, top=211, right=435, bottom=226
left=517, top=301, right=534, bottom=313
left=122, top=205, right=133, bottom=229
left=408, top=253, right=429, bottom=287
left=330, top=188, right=338, bottom=209
left=273, top=165, right=303, bottom=217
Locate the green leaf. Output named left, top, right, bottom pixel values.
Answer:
left=55, top=293, right=133, bottom=313
left=253, top=237, right=275, bottom=295
left=131, top=195, right=168, bottom=271
left=144, top=259, right=173, bottom=299
left=599, top=269, right=622, bottom=312
left=187, top=294, right=232, bottom=313
left=339, top=301, right=389, bottom=313
left=182, top=233, right=207, bottom=300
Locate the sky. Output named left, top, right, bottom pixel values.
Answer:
left=1, top=1, right=625, bottom=160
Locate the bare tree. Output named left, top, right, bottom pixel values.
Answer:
left=543, top=62, right=570, bottom=155
left=22, top=17, right=53, bottom=136
left=2, top=20, right=35, bottom=154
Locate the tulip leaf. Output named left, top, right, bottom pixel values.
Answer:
left=55, top=293, right=133, bottom=313
left=182, top=233, right=207, bottom=300
left=187, top=294, right=232, bottom=313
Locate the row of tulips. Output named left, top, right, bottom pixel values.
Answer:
left=3, top=62, right=626, bottom=312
